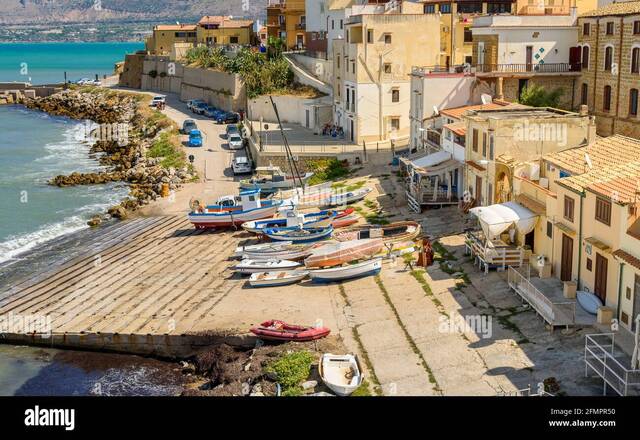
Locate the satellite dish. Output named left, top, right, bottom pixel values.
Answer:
left=481, top=94, right=492, bottom=105
left=432, top=105, right=439, bottom=116
left=585, top=153, right=593, bottom=170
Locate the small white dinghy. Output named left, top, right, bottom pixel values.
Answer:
left=234, top=241, right=293, bottom=258
left=249, top=270, right=309, bottom=287
left=319, top=353, right=363, bottom=396
left=234, top=259, right=301, bottom=275
left=577, top=291, right=603, bottom=315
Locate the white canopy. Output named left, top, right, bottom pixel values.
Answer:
left=411, top=151, right=452, bottom=168
left=469, top=201, right=538, bottom=240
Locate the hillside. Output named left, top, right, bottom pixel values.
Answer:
left=0, top=0, right=265, bottom=24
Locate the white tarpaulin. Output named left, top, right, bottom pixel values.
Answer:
left=469, top=201, right=538, bottom=240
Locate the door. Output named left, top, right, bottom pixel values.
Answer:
left=526, top=46, right=533, bottom=72
left=349, top=119, right=354, bottom=142
left=478, top=42, right=485, bottom=68
left=475, top=176, right=482, bottom=205
left=560, top=234, right=573, bottom=282
left=633, top=275, right=640, bottom=331
left=305, top=109, right=310, bottom=128
left=594, top=253, right=608, bottom=303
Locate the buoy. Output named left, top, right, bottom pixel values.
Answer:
left=161, top=183, right=170, bottom=197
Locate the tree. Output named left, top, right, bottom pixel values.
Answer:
left=518, top=84, right=564, bottom=108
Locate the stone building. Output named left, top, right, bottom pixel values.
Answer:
left=574, top=1, right=640, bottom=138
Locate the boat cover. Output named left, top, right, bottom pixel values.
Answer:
left=469, top=201, right=538, bottom=240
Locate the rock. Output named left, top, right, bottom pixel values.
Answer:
left=108, top=205, right=128, bottom=220
left=87, top=216, right=102, bottom=227
left=250, top=392, right=265, bottom=397
left=301, top=380, right=317, bottom=390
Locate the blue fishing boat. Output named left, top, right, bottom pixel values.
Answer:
left=188, top=188, right=280, bottom=229
left=263, top=225, right=334, bottom=243
left=241, top=209, right=338, bottom=234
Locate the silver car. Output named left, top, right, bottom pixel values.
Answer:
left=227, top=133, right=243, bottom=150
left=232, top=156, right=252, bottom=175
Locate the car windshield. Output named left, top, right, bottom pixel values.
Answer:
left=230, top=135, right=241, bottom=142
left=227, top=126, right=238, bottom=133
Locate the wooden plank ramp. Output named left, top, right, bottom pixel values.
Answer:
left=0, top=216, right=252, bottom=356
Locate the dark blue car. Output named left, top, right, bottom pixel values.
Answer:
left=216, top=112, right=240, bottom=124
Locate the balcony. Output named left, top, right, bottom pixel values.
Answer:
left=475, top=63, right=582, bottom=76
left=296, top=23, right=305, bottom=30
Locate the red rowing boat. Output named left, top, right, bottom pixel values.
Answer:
left=250, top=320, right=331, bottom=342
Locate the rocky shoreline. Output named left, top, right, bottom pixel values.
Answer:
left=24, top=88, right=193, bottom=225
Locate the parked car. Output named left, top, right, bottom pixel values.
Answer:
left=150, top=96, right=166, bottom=107
left=225, top=124, right=239, bottom=138
left=181, top=119, right=197, bottom=134
left=204, top=106, right=224, bottom=119
left=187, top=99, right=205, bottom=111
left=227, top=133, right=244, bottom=150
left=188, top=130, right=203, bottom=147
left=193, top=102, right=209, bottom=115
left=76, top=78, right=91, bottom=85
left=232, top=156, right=252, bottom=175
left=216, top=111, right=240, bottom=124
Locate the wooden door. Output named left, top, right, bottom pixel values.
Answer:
left=475, top=176, right=482, bottom=205
left=526, top=46, right=533, bottom=71
left=560, top=234, right=573, bottom=282
left=594, top=253, right=608, bottom=302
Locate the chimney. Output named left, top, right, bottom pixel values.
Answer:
left=579, top=104, right=588, bottom=116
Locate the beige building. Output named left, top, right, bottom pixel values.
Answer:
left=197, top=16, right=255, bottom=46
left=267, top=0, right=307, bottom=50
left=145, top=24, right=198, bottom=57
left=574, top=1, right=640, bottom=138
left=333, top=12, right=441, bottom=144
left=541, top=135, right=640, bottom=333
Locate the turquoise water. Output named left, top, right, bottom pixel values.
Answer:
left=0, top=42, right=143, bottom=85
left=0, top=105, right=129, bottom=265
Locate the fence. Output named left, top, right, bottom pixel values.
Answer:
left=475, top=63, right=581, bottom=74
left=584, top=333, right=640, bottom=396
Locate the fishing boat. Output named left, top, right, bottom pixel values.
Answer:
left=239, top=166, right=314, bottom=192
left=243, top=245, right=315, bottom=261
left=250, top=320, right=331, bottom=342
left=263, top=225, right=334, bottom=243
left=309, top=258, right=382, bottom=283
left=234, top=259, right=301, bottom=275
left=333, top=221, right=421, bottom=243
left=305, top=239, right=384, bottom=268
left=234, top=241, right=294, bottom=258
left=249, top=270, right=309, bottom=287
left=188, top=189, right=279, bottom=229
left=319, top=354, right=364, bottom=396
left=323, top=187, right=372, bottom=207
left=241, top=210, right=338, bottom=234
left=332, top=214, right=359, bottom=229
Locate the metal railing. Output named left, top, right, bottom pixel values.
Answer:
left=475, top=63, right=581, bottom=74
left=585, top=333, right=640, bottom=396
left=507, top=266, right=576, bottom=327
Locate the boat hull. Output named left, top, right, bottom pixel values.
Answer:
left=250, top=320, right=330, bottom=342
left=234, top=259, right=301, bottom=274
left=264, top=226, right=333, bottom=243
left=189, top=204, right=279, bottom=229
left=249, top=270, right=309, bottom=287
left=319, top=354, right=363, bottom=396
left=305, top=239, right=384, bottom=268
left=309, top=258, right=382, bottom=283
left=334, top=221, right=422, bottom=243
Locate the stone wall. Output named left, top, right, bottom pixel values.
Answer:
left=119, top=52, right=145, bottom=89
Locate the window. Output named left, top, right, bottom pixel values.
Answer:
left=583, top=22, right=591, bottom=36
left=384, top=63, right=392, bottom=74
left=340, top=20, right=343, bottom=29
left=458, top=2, right=482, bottom=13
left=337, top=56, right=340, bottom=68
left=604, top=46, right=613, bottom=71
left=464, top=28, right=473, bottom=43
left=352, top=61, right=355, bottom=74
left=595, top=197, right=611, bottom=225
left=632, top=47, right=640, bottom=74
left=581, top=83, right=588, bottom=106
left=546, top=221, right=553, bottom=238
left=587, top=258, right=593, bottom=271
left=439, top=3, right=451, bottom=13
left=489, top=134, right=494, bottom=160
left=230, top=36, right=238, bottom=44
left=391, top=89, right=399, bottom=103
left=472, top=129, right=479, bottom=152
left=482, top=132, right=487, bottom=157
left=564, top=196, right=575, bottom=222
left=634, top=21, right=640, bottom=35
left=582, top=45, right=590, bottom=70
left=424, top=4, right=436, bottom=13
left=367, top=29, right=373, bottom=43
left=384, top=33, right=392, bottom=44
left=606, top=22, right=614, bottom=35
left=487, top=2, right=511, bottom=13
left=331, top=20, right=335, bottom=30
left=630, top=89, right=639, bottom=116
left=626, top=286, right=632, bottom=300
left=603, top=85, right=612, bottom=111
left=390, top=118, right=400, bottom=131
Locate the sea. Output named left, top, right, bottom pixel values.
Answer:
left=0, top=42, right=185, bottom=396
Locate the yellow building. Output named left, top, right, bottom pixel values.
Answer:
left=197, top=16, right=255, bottom=46
left=542, top=135, right=640, bottom=333
left=145, top=24, right=197, bottom=57
left=267, top=0, right=306, bottom=50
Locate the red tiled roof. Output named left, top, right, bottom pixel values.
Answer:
left=440, top=101, right=513, bottom=120
left=154, top=24, right=197, bottom=31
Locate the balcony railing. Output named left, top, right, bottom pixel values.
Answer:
left=585, top=333, right=640, bottom=396
left=475, top=63, right=581, bottom=74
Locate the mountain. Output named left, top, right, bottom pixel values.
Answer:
left=0, top=0, right=266, bottom=25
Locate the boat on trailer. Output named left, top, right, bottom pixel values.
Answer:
left=319, top=353, right=364, bottom=396
left=249, top=270, right=309, bottom=287
left=250, top=320, right=331, bottom=342
left=309, top=257, right=382, bottom=283
left=188, top=189, right=279, bottom=229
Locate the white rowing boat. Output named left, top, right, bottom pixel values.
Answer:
left=309, top=258, right=382, bottom=283
left=319, top=353, right=363, bottom=396
left=249, top=270, right=310, bottom=287
left=234, top=259, right=301, bottom=275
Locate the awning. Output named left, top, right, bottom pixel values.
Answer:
left=411, top=151, right=452, bottom=168
left=469, top=201, right=538, bottom=240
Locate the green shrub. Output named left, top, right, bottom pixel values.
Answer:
left=147, top=131, right=185, bottom=169
left=265, top=351, right=314, bottom=396
left=518, top=84, right=564, bottom=108
left=307, top=159, right=351, bottom=185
